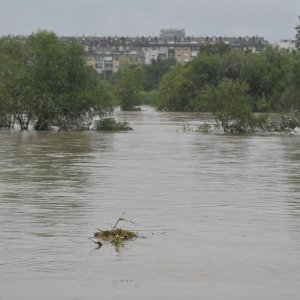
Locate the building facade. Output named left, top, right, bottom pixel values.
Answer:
left=74, top=31, right=268, bottom=77
left=274, top=39, right=296, bottom=51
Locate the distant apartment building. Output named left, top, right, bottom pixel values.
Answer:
left=144, top=46, right=169, bottom=64
left=74, top=30, right=268, bottom=77
left=274, top=39, right=296, bottom=51
left=175, top=47, right=192, bottom=64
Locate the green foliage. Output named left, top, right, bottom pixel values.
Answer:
left=280, top=52, right=300, bottom=112
left=158, top=45, right=300, bottom=117
left=218, top=49, right=244, bottom=80
left=189, top=52, right=222, bottom=87
left=239, top=46, right=290, bottom=111
left=95, top=117, right=132, bottom=131
left=296, top=16, right=300, bottom=51
left=0, top=37, right=32, bottom=129
left=256, top=94, right=271, bottom=112
left=203, top=79, right=257, bottom=133
left=141, top=90, right=160, bottom=106
left=159, top=64, right=195, bottom=111
left=143, top=58, right=176, bottom=91
left=114, top=65, right=144, bottom=111
left=0, top=31, right=114, bottom=130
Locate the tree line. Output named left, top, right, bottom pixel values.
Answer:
left=158, top=44, right=300, bottom=114
left=0, top=31, right=175, bottom=129
left=1, top=19, right=300, bottom=132
left=113, top=18, right=300, bottom=117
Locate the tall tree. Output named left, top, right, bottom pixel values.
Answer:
left=296, top=16, right=300, bottom=51
left=114, top=66, right=144, bottom=110
left=0, top=37, right=33, bottom=129
left=202, top=79, right=256, bottom=133
left=159, top=64, right=195, bottom=111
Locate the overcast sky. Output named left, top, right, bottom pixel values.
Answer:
left=0, top=0, right=299, bottom=42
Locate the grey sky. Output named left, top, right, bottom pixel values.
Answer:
left=0, top=0, right=299, bottom=42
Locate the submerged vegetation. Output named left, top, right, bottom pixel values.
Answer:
left=0, top=31, right=115, bottom=131
left=90, top=215, right=137, bottom=252
left=156, top=45, right=300, bottom=133
left=152, top=18, right=300, bottom=134
left=113, top=66, right=144, bottom=111
left=196, top=113, right=300, bottom=135
left=95, top=118, right=133, bottom=131
left=158, top=44, right=300, bottom=116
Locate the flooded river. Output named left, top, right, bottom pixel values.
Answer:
left=1, top=107, right=300, bottom=299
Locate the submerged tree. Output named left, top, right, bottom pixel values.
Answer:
left=159, top=64, right=195, bottom=111
left=201, top=79, right=263, bottom=133
left=0, top=31, right=114, bottom=130
left=114, top=65, right=144, bottom=111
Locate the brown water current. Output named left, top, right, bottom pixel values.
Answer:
left=0, top=107, right=300, bottom=299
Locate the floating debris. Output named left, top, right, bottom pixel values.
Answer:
left=94, top=228, right=137, bottom=241
left=89, top=214, right=138, bottom=251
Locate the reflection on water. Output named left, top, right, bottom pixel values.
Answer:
left=1, top=107, right=300, bottom=300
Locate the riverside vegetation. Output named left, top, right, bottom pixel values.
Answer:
left=156, top=44, right=300, bottom=133
left=95, top=118, right=132, bottom=131
left=1, top=17, right=300, bottom=134
left=113, top=17, right=300, bottom=134
left=0, top=31, right=116, bottom=130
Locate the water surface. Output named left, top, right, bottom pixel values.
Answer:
left=1, top=107, right=300, bottom=299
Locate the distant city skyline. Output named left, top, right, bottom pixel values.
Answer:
left=0, top=0, right=299, bottom=42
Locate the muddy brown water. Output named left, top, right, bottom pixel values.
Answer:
left=1, top=107, right=300, bottom=299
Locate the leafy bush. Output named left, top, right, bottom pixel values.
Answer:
left=95, top=118, right=132, bottom=131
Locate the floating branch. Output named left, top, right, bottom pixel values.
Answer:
left=88, top=237, right=103, bottom=248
